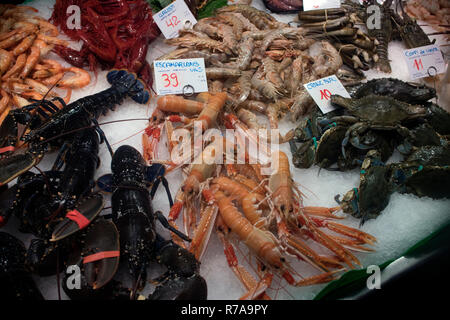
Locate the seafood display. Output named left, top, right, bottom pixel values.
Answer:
left=50, top=0, right=160, bottom=88
left=0, top=4, right=91, bottom=127
left=405, top=0, right=450, bottom=35
left=0, top=69, right=150, bottom=185
left=0, top=0, right=449, bottom=301
left=290, top=78, right=444, bottom=170
left=297, top=0, right=438, bottom=74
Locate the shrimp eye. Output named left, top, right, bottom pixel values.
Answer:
left=289, top=206, right=294, bottom=213
left=181, top=186, right=185, bottom=192
left=280, top=205, right=285, bottom=212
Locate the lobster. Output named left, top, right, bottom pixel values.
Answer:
left=94, top=145, right=207, bottom=299
left=0, top=232, right=44, bottom=300
left=0, top=127, right=105, bottom=276
left=0, top=69, right=150, bottom=186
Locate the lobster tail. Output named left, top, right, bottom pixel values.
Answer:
left=106, top=69, right=150, bottom=104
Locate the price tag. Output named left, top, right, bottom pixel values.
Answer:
left=403, top=44, right=446, bottom=80
left=304, top=75, right=351, bottom=114
left=303, top=0, right=341, bottom=11
left=153, top=0, right=197, bottom=39
left=153, top=58, right=208, bottom=96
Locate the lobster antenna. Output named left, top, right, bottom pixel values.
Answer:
left=32, top=118, right=151, bottom=148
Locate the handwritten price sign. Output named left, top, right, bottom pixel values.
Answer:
left=153, top=0, right=197, bottom=39
left=153, top=58, right=208, bottom=96
left=403, top=45, right=445, bottom=80
left=303, top=0, right=341, bottom=11
left=304, top=75, right=351, bottom=114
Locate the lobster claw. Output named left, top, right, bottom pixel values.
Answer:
left=51, top=193, right=104, bottom=242
left=0, top=153, right=39, bottom=186
left=148, top=274, right=208, bottom=300
left=0, top=184, right=16, bottom=227
left=82, top=218, right=120, bottom=290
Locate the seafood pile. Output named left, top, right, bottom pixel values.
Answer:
left=0, top=70, right=207, bottom=300
left=159, top=130, right=376, bottom=299
left=405, top=0, right=450, bottom=35
left=289, top=77, right=450, bottom=222
left=50, top=0, right=160, bottom=88
left=0, top=0, right=448, bottom=301
left=153, top=4, right=345, bottom=126
left=0, top=4, right=91, bottom=127
left=296, top=0, right=437, bottom=74
left=297, top=6, right=377, bottom=75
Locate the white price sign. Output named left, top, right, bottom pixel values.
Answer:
left=153, top=58, right=208, bottom=96
left=403, top=45, right=446, bottom=80
left=153, top=0, right=197, bottom=39
left=303, top=0, right=341, bottom=11
left=304, top=75, right=351, bottom=114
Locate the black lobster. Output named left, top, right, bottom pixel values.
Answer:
left=0, top=127, right=105, bottom=276
left=0, top=69, right=150, bottom=186
left=0, top=232, right=44, bottom=300
left=86, top=145, right=208, bottom=300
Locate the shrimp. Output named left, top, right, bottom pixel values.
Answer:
left=235, top=36, right=254, bottom=70
left=268, top=151, right=297, bottom=220
left=206, top=67, right=241, bottom=79
left=217, top=13, right=244, bottom=40
left=0, top=48, right=13, bottom=76
left=41, top=72, right=64, bottom=86
left=166, top=36, right=231, bottom=55
left=19, top=44, right=39, bottom=79
left=193, top=18, right=220, bottom=38
left=312, top=41, right=343, bottom=79
left=236, top=70, right=253, bottom=104
left=268, top=151, right=373, bottom=268
left=240, top=100, right=267, bottom=114
left=57, top=67, right=91, bottom=89
left=212, top=176, right=266, bottom=227
left=11, top=33, right=36, bottom=56
left=196, top=91, right=227, bottom=131
left=36, top=33, right=68, bottom=47
left=214, top=22, right=238, bottom=54
left=32, top=39, right=54, bottom=57
left=156, top=95, right=205, bottom=115
left=290, top=89, right=314, bottom=120
left=217, top=5, right=280, bottom=30
left=212, top=190, right=284, bottom=268
left=0, top=28, right=33, bottom=49
left=209, top=80, right=223, bottom=93
left=168, top=138, right=223, bottom=239
left=251, top=67, right=281, bottom=100
left=32, top=59, right=63, bottom=79
left=0, top=89, right=10, bottom=115
left=0, top=18, right=15, bottom=33
left=230, top=13, right=259, bottom=32
left=1, top=52, right=26, bottom=80
left=262, top=57, right=284, bottom=90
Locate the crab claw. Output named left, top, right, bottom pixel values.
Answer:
left=51, top=193, right=104, bottom=242
left=82, top=218, right=120, bottom=290
left=0, top=153, right=39, bottom=186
